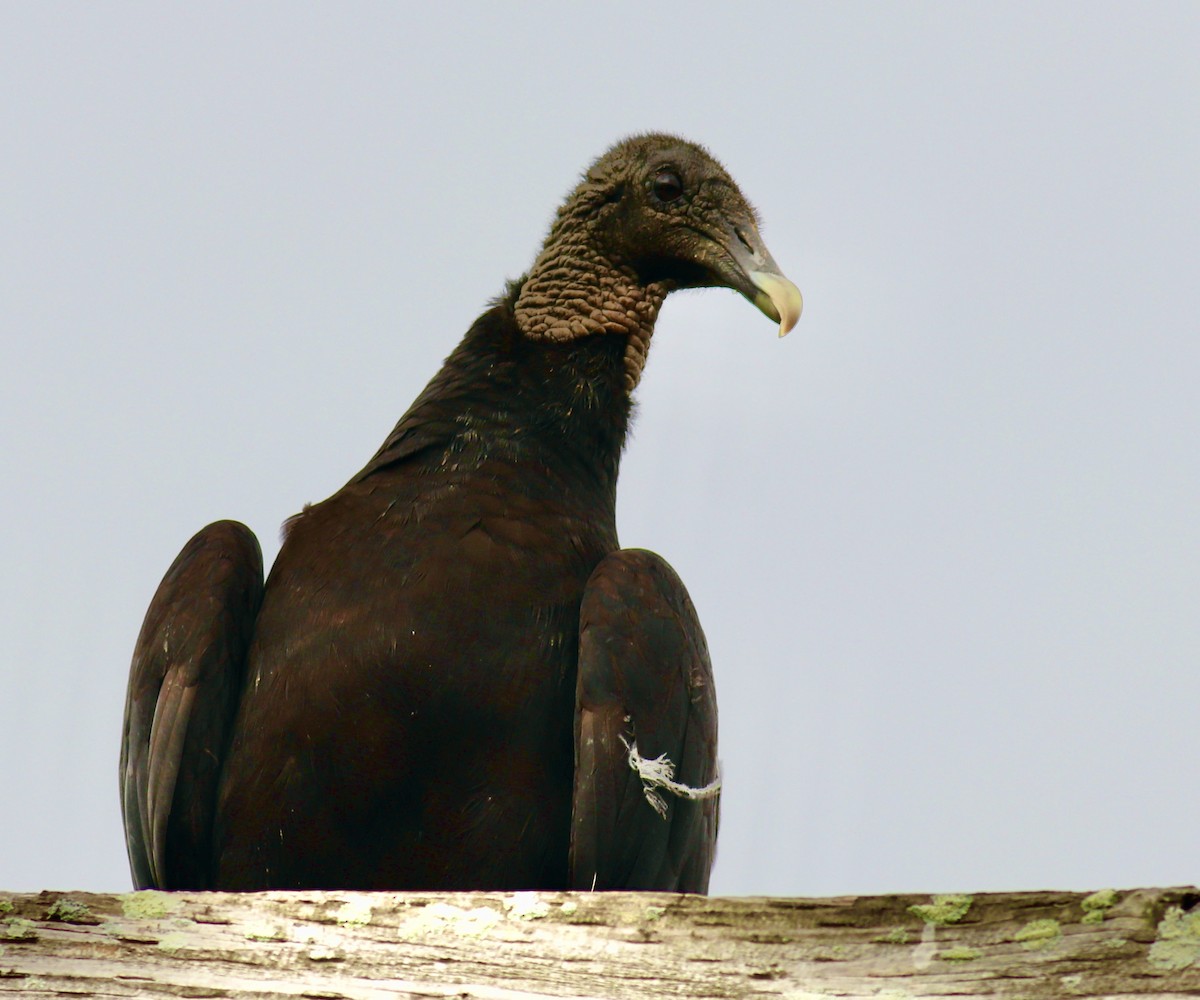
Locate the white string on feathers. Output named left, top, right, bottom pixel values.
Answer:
left=620, top=734, right=721, bottom=819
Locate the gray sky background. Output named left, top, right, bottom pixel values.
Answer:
left=2, top=3, right=1197, bottom=898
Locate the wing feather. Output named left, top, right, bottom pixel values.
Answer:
left=119, top=520, right=262, bottom=888
left=570, top=548, right=719, bottom=892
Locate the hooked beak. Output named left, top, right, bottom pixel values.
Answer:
left=712, top=221, right=803, bottom=337
left=748, top=270, right=803, bottom=338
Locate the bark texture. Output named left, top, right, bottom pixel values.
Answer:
left=2, top=886, right=1199, bottom=998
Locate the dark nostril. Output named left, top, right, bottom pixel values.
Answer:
left=735, top=228, right=754, bottom=254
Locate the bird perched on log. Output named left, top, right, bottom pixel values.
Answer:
left=120, top=134, right=802, bottom=894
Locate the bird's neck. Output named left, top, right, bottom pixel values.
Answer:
left=355, top=292, right=635, bottom=509
left=514, top=227, right=668, bottom=392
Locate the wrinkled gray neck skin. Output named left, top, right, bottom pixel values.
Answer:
left=514, top=204, right=668, bottom=393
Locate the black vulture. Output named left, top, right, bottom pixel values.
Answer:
left=120, top=134, right=802, bottom=894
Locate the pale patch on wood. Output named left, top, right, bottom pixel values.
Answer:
left=0, top=887, right=1198, bottom=998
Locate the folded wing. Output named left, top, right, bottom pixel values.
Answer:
left=119, top=520, right=262, bottom=889
left=571, top=549, right=719, bottom=892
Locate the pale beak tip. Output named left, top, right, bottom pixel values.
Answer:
left=751, top=271, right=803, bottom=339
left=779, top=295, right=802, bottom=338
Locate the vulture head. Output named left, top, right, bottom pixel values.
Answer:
left=514, top=134, right=802, bottom=388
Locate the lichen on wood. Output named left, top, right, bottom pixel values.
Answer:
left=0, top=886, right=1198, bottom=998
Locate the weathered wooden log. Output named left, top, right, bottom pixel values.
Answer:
left=2, top=887, right=1199, bottom=998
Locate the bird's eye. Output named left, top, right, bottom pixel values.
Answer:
left=651, top=169, right=684, bottom=203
